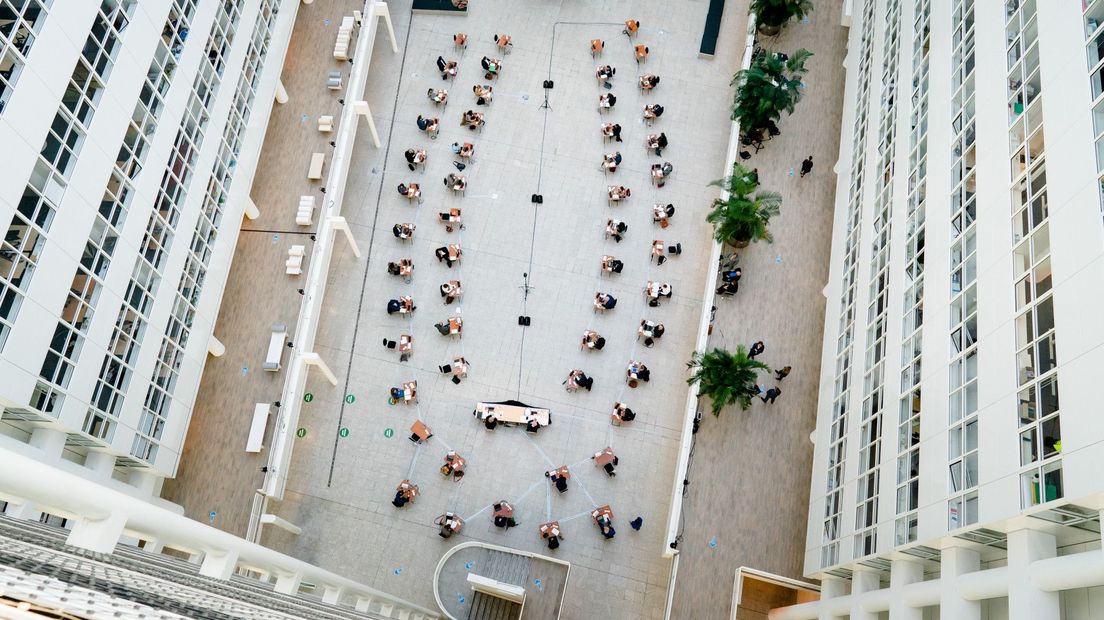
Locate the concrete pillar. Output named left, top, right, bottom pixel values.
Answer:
left=817, top=577, right=848, bottom=620
left=355, top=596, right=374, bottom=612
left=1008, top=529, right=1059, bottom=620
left=275, top=79, right=289, bottom=104
left=66, top=511, right=127, bottom=553
left=84, top=451, right=116, bottom=477
left=208, top=334, right=226, bottom=357
left=244, top=198, right=260, bottom=220
left=941, top=544, right=981, bottom=620
left=322, top=585, right=344, bottom=605
left=302, top=352, right=339, bottom=386
left=5, top=500, right=41, bottom=522
left=329, top=216, right=361, bottom=257
left=353, top=101, right=381, bottom=147
left=376, top=3, right=399, bottom=53
left=260, top=513, right=302, bottom=535
left=199, top=549, right=240, bottom=580
left=128, top=470, right=163, bottom=496
left=141, top=538, right=165, bottom=554
left=889, top=560, right=923, bottom=620
left=849, top=569, right=880, bottom=620
left=30, top=427, right=67, bottom=459
left=274, top=572, right=303, bottom=595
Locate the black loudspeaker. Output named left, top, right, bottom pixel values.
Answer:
left=668, top=243, right=682, bottom=255
left=439, top=364, right=452, bottom=374
left=543, top=80, right=554, bottom=89
left=531, top=194, right=543, bottom=204
left=518, top=316, right=531, bottom=326
left=451, top=376, right=462, bottom=384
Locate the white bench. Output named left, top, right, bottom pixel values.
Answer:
left=286, top=245, right=305, bottom=275
left=317, top=115, right=334, bottom=132
left=246, top=403, right=271, bottom=453
left=308, top=152, right=325, bottom=179
left=296, top=195, right=315, bottom=226
left=466, top=574, right=526, bottom=604
left=264, top=324, right=287, bottom=371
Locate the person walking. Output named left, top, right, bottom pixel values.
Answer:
left=761, top=386, right=782, bottom=404
left=774, top=366, right=792, bottom=381
left=800, top=156, right=814, bottom=177
left=748, top=341, right=765, bottom=359
left=630, top=516, right=644, bottom=530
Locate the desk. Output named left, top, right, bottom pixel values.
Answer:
left=411, top=420, right=432, bottom=441
left=308, top=153, right=325, bottom=179
left=539, top=521, right=562, bottom=539
left=448, top=317, right=462, bottom=335
left=591, top=505, right=614, bottom=521
left=645, top=281, right=660, bottom=298
left=474, top=401, right=550, bottom=426
left=493, top=503, right=515, bottom=519
left=399, top=335, right=413, bottom=354
left=593, top=448, right=616, bottom=467
left=402, top=381, right=417, bottom=403
left=447, top=244, right=461, bottom=261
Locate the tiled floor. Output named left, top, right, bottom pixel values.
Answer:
left=667, top=5, right=850, bottom=619
left=162, top=0, right=846, bottom=617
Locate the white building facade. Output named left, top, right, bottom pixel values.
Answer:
left=777, top=0, right=1104, bottom=618
left=0, top=0, right=292, bottom=480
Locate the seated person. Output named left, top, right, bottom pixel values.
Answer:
left=394, top=223, right=414, bottom=238
left=716, top=281, right=739, bottom=296
left=545, top=467, right=570, bottom=493
left=480, top=56, right=502, bottom=78
left=639, top=73, right=660, bottom=89
left=627, top=360, right=651, bottom=383
left=612, top=402, right=636, bottom=425
left=598, top=92, right=617, bottom=109
left=444, top=173, right=467, bottom=191
left=494, top=33, right=512, bottom=50
left=427, top=88, right=448, bottom=105
left=540, top=522, right=563, bottom=549
left=438, top=208, right=462, bottom=232
left=453, top=32, right=467, bottom=48
left=451, top=141, right=475, bottom=158
left=387, top=261, right=402, bottom=275
left=386, top=297, right=414, bottom=314
left=607, top=185, right=631, bottom=201
left=590, top=38, right=604, bottom=56
left=473, top=84, right=494, bottom=105
left=722, top=267, right=743, bottom=283
left=582, top=329, right=606, bottom=350
left=652, top=162, right=674, bottom=187
left=646, top=132, right=668, bottom=155
left=595, top=512, right=616, bottom=539
left=653, top=203, right=676, bottom=224
left=565, top=369, right=593, bottom=391
left=624, top=19, right=640, bottom=35
left=452, top=356, right=469, bottom=377
left=601, top=122, right=623, bottom=142
left=392, top=480, right=418, bottom=508
left=484, top=414, right=498, bottom=430
left=442, top=450, right=465, bottom=479
left=493, top=501, right=517, bottom=528
left=652, top=240, right=666, bottom=264
left=643, top=103, right=664, bottom=122
left=416, top=115, right=439, bottom=135
left=605, top=219, right=628, bottom=243
left=434, top=512, right=464, bottom=538
left=594, top=292, right=617, bottom=310
left=461, top=109, right=484, bottom=129
left=440, top=280, right=462, bottom=304
left=600, top=255, right=623, bottom=274
left=397, top=183, right=421, bottom=200
left=526, top=418, right=542, bottom=433
left=596, top=64, right=615, bottom=81
left=435, top=245, right=461, bottom=267
left=404, top=148, right=427, bottom=171
left=436, top=55, right=458, bottom=79
left=390, top=386, right=405, bottom=400
left=601, top=151, right=623, bottom=172
left=634, top=44, right=649, bottom=62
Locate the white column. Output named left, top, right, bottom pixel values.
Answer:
left=817, top=577, right=848, bottom=620
left=322, top=585, right=344, bottom=605
left=66, top=511, right=127, bottom=553
left=1008, top=529, right=1060, bottom=620
left=375, top=3, right=398, bottom=53
left=353, top=101, right=381, bottom=148
left=208, top=334, right=226, bottom=357
left=275, top=571, right=303, bottom=595
left=889, top=560, right=923, bottom=620
left=84, top=451, right=116, bottom=477
left=849, top=569, right=880, bottom=620
left=128, top=470, right=163, bottom=496
left=275, top=79, right=289, bottom=103
left=30, top=427, right=66, bottom=458
left=301, top=352, right=338, bottom=386
left=141, top=538, right=165, bottom=554
left=941, top=544, right=981, bottom=620
left=244, top=197, right=260, bottom=220
left=329, top=216, right=361, bottom=257
left=4, top=501, right=41, bottom=521
left=199, top=549, right=240, bottom=580
left=355, top=596, right=374, bottom=612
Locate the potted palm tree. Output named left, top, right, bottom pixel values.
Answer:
left=707, top=163, right=782, bottom=247
left=751, top=0, right=814, bottom=36
left=687, top=346, right=769, bottom=416
left=731, top=48, right=813, bottom=133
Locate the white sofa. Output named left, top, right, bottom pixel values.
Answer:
left=296, top=195, right=315, bottom=226
left=286, top=245, right=305, bottom=275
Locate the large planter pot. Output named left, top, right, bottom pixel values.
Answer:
left=732, top=239, right=751, bottom=249
left=757, top=22, right=781, bottom=36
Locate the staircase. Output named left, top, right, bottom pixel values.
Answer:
left=466, top=549, right=529, bottom=620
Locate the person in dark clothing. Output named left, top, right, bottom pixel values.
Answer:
left=762, top=386, right=782, bottom=404
left=722, top=267, right=742, bottom=283
left=800, top=156, right=814, bottom=177
left=611, top=123, right=622, bottom=142
left=748, top=341, right=765, bottom=359
left=775, top=366, right=792, bottom=381
left=630, top=517, right=644, bottom=530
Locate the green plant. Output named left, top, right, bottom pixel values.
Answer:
left=707, top=163, right=782, bottom=245
left=731, top=48, right=813, bottom=131
left=687, top=346, right=769, bottom=416
left=751, top=0, right=814, bottom=31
